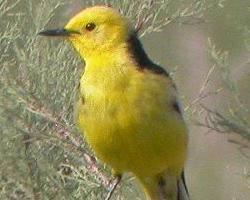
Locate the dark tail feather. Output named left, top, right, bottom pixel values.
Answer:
left=177, top=172, right=189, bottom=200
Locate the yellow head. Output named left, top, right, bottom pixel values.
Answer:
left=39, top=6, right=133, bottom=60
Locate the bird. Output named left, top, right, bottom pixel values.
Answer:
left=39, top=6, right=189, bottom=200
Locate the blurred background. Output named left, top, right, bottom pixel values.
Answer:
left=0, top=0, right=249, bottom=200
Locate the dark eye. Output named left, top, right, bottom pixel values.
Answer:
left=85, top=23, right=96, bottom=31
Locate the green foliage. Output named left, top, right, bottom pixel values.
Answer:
left=0, top=1, right=104, bottom=199
left=188, top=35, right=250, bottom=162
left=0, top=0, right=227, bottom=200
left=197, top=38, right=250, bottom=141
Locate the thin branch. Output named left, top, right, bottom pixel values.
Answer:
left=104, top=175, right=122, bottom=200
left=24, top=133, right=44, bottom=200
left=197, top=104, right=250, bottom=141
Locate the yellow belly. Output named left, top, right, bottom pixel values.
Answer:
left=76, top=69, right=188, bottom=177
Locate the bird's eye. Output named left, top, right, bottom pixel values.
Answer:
left=85, top=23, right=96, bottom=31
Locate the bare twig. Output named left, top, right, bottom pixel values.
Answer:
left=197, top=104, right=250, bottom=141
left=84, top=153, right=110, bottom=187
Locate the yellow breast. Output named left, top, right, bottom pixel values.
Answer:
left=76, top=55, right=187, bottom=177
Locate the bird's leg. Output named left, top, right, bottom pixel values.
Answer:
left=158, top=175, right=178, bottom=200
left=105, top=174, right=122, bottom=200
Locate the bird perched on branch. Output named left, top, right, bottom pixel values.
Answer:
left=39, top=6, right=189, bottom=200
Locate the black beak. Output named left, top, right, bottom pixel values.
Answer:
left=38, top=28, right=80, bottom=37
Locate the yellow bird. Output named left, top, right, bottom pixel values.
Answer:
left=39, top=6, right=189, bottom=200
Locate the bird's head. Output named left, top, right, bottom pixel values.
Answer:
left=39, top=6, right=133, bottom=59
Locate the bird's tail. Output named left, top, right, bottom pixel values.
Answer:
left=139, top=171, right=189, bottom=200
